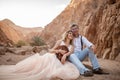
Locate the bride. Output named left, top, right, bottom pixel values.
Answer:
left=0, top=30, right=79, bottom=80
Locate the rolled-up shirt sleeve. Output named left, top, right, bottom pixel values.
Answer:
left=82, top=36, right=93, bottom=47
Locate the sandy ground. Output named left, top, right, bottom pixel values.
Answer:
left=0, top=52, right=120, bottom=80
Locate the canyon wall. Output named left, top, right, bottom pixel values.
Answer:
left=41, top=0, right=120, bottom=60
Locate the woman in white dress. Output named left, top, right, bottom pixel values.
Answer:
left=0, top=30, right=79, bottom=80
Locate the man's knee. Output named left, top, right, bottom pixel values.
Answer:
left=83, top=47, right=95, bottom=56
left=84, top=47, right=91, bottom=52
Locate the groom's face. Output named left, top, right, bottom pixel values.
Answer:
left=71, top=26, right=79, bottom=36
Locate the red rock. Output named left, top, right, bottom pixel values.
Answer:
left=0, top=19, right=43, bottom=45
left=41, top=0, right=120, bottom=60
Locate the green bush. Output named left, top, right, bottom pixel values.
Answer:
left=30, top=36, right=46, bottom=46
left=16, top=40, right=26, bottom=47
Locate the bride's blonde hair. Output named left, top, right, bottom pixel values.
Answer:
left=62, top=30, right=73, bottom=45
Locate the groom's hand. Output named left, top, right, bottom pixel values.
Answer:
left=90, top=45, right=96, bottom=53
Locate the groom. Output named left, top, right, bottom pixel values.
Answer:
left=68, top=24, right=103, bottom=77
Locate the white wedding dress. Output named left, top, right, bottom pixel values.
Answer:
left=0, top=41, right=79, bottom=80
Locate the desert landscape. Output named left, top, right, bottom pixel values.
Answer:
left=0, top=0, right=120, bottom=80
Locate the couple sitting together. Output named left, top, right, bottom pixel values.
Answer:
left=0, top=24, right=103, bottom=80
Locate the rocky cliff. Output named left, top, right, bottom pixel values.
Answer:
left=0, top=28, right=13, bottom=46
left=0, top=19, right=43, bottom=46
left=41, top=0, right=120, bottom=60
left=0, top=19, right=22, bottom=46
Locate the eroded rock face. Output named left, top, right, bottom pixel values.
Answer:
left=0, top=19, right=43, bottom=45
left=0, top=28, right=13, bottom=47
left=41, top=0, right=120, bottom=60
left=84, top=0, right=120, bottom=60
left=0, top=19, right=23, bottom=43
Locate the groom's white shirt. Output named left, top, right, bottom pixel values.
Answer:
left=73, top=35, right=93, bottom=52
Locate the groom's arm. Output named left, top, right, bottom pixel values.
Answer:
left=82, top=36, right=93, bottom=47
left=82, top=36, right=96, bottom=52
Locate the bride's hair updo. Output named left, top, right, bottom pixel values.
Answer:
left=55, top=45, right=69, bottom=61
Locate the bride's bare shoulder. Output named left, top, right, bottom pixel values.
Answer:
left=56, top=39, right=62, bottom=44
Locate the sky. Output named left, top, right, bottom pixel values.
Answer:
left=0, top=0, right=71, bottom=28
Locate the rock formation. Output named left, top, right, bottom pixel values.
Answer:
left=0, top=19, right=43, bottom=45
left=0, top=28, right=13, bottom=46
left=41, top=0, right=120, bottom=60
left=0, top=19, right=22, bottom=45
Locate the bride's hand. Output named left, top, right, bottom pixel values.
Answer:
left=61, top=54, right=67, bottom=64
left=58, top=49, right=67, bottom=55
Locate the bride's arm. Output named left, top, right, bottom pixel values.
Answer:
left=65, top=45, right=74, bottom=56
left=61, top=45, right=74, bottom=64
left=49, top=40, right=61, bottom=54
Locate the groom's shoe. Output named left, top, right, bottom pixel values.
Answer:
left=93, top=68, right=103, bottom=74
left=81, top=70, right=94, bottom=77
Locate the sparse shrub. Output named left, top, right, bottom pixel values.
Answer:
left=16, top=40, right=26, bottom=47
left=30, top=36, right=46, bottom=46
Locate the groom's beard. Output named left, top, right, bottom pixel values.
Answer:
left=73, top=33, right=79, bottom=37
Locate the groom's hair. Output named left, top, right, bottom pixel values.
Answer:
left=55, top=45, right=69, bottom=61
left=70, top=23, right=79, bottom=29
